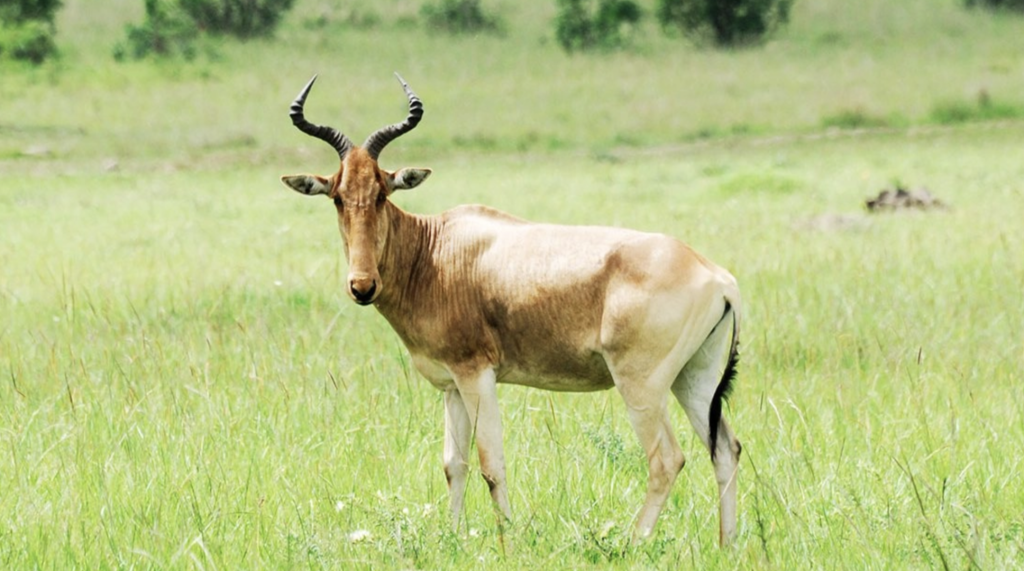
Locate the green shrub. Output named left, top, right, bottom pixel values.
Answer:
left=115, top=0, right=295, bottom=60
left=178, top=0, right=295, bottom=39
left=113, top=0, right=197, bottom=60
left=656, top=0, right=793, bottom=47
left=0, top=19, right=56, bottom=63
left=555, top=0, right=643, bottom=52
left=0, top=0, right=62, bottom=24
left=421, top=0, right=502, bottom=35
left=964, top=0, right=1024, bottom=11
left=0, top=0, right=62, bottom=63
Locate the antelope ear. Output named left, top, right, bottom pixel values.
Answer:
left=387, top=168, right=432, bottom=191
left=281, top=174, right=332, bottom=196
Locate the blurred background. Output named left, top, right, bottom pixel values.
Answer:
left=3, top=0, right=1023, bottom=170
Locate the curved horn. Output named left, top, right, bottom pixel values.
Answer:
left=289, top=75, right=353, bottom=160
left=363, top=73, right=424, bottom=161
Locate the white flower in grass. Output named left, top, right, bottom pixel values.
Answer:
left=334, top=500, right=345, bottom=512
left=468, top=528, right=480, bottom=538
left=347, top=529, right=372, bottom=543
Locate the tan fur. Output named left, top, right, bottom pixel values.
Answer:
left=284, top=140, right=742, bottom=547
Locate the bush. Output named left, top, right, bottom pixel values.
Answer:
left=0, top=0, right=62, bottom=63
left=113, top=0, right=197, bottom=60
left=421, top=0, right=502, bottom=34
left=965, top=0, right=1024, bottom=11
left=115, top=0, right=295, bottom=60
left=657, top=0, right=793, bottom=47
left=178, top=0, right=296, bottom=39
left=0, top=19, right=56, bottom=63
left=555, top=0, right=643, bottom=52
left=0, top=0, right=62, bottom=24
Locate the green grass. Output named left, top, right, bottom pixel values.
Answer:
left=2, top=0, right=1024, bottom=568
left=929, top=95, right=1024, bottom=125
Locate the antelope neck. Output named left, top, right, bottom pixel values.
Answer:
left=374, top=202, right=443, bottom=311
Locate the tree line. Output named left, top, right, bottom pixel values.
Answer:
left=2, top=0, right=1022, bottom=64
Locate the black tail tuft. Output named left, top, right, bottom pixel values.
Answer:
left=709, top=301, right=739, bottom=461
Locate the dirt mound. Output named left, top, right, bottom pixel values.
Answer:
left=866, top=186, right=947, bottom=213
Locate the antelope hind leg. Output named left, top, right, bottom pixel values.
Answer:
left=672, top=314, right=742, bottom=546
left=612, top=378, right=685, bottom=540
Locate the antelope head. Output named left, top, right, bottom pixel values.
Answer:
left=281, top=74, right=432, bottom=305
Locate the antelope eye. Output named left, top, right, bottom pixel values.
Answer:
left=376, top=192, right=387, bottom=205
left=333, top=196, right=343, bottom=208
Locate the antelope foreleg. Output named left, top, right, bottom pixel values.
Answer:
left=454, top=367, right=512, bottom=524
left=443, top=389, right=472, bottom=530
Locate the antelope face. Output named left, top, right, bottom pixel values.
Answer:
left=281, top=74, right=431, bottom=306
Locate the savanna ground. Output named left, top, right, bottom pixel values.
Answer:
left=2, top=0, right=1023, bottom=568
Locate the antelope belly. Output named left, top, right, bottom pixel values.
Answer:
left=496, top=352, right=615, bottom=392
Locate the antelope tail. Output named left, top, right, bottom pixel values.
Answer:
left=708, top=300, right=739, bottom=461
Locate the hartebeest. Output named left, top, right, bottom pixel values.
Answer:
left=280, top=74, right=743, bottom=545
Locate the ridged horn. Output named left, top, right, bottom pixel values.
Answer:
left=363, top=73, right=424, bottom=161
left=289, top=75, right=353, bottom=160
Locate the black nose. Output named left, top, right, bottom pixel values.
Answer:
left=350, top=281, right=377, bottom=304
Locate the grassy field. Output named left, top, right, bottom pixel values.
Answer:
left=2, top=0, right=1024, bottom=568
